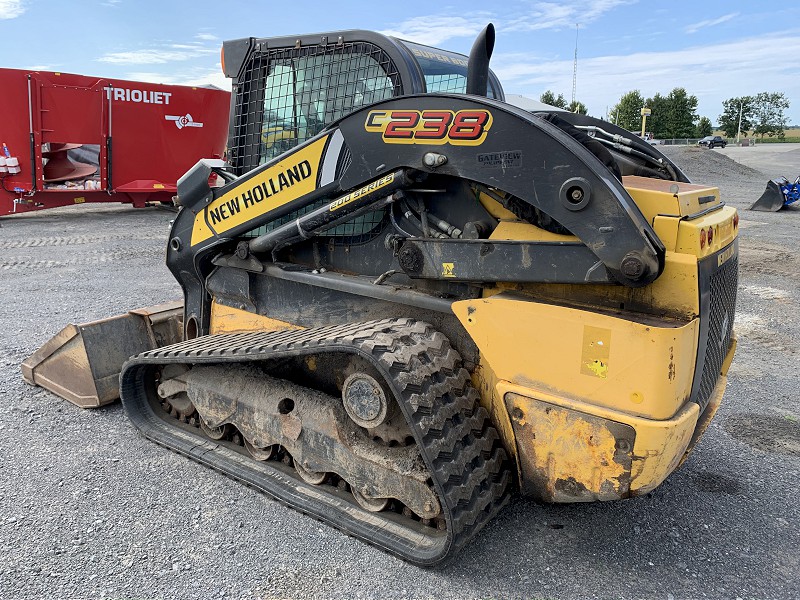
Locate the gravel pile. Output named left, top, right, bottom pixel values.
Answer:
left=0, top=145, right=798, bottom=599
left=660, top=145, right=768, bottom=209
left=661, top=145, right=765, bottom=180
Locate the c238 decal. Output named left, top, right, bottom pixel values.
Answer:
left=364, top=109, right=492, bottom=146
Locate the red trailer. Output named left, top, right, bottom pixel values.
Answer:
left=0, top=68, right=230, bottom=215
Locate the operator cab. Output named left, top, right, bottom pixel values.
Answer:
left=222, top=30, right=504, bottom=174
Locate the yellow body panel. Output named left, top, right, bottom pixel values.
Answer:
left=487, top=249, right=701, bottom=320
left=210, top=301, right=303, bottom=334
left=457, top=178, right=739, bottom=502
left=468, top=358, right=518, bottom=462
left=622, top=175, right=720, bottom=218
left=676, top=205, right=738, bottom=258
left=453, top=293, right=698, bottom=420
left=477, top=191, right=517, bottom=220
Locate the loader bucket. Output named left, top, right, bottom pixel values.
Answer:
left=21, top=301, right=183, bottom=408
left=750, top=178, right=788, bottom=212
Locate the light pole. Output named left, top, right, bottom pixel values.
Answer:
left=736, top=100, right=743, bottom=144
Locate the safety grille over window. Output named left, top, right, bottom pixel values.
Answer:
left=230, top=40, right=402, bottom=176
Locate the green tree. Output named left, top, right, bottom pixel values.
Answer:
left=540, top=90, right=568, bottom=109
left=696, top=116, right=713, bottom=138
left=664, top=87, right=698, bottom=138
left=567, top=100, right=588, bottom=115
left=718, top=96, right=754, bottom=138
left=611, top=90, right=645, bottom=131
left=644, top=93, right=669, bottom=139
left=752, top=92, right=790, bottom=138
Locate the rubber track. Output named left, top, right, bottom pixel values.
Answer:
left=120, top=318, right=512, bottom=567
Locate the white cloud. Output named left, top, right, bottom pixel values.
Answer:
left=98, top=44, right=217, bottom=65
left=0, top=0, right=26, bottom=19
left=506, top=0, right=635, bottom=32
left=196, top=33, right=218, bottom=42
left=685, top=12, right=739, bottom=34
left=381, top=15, right=492, bottom=46
left=180, top=69, right=231, bottom=91
left=494, top=33, right=800, bottom=123
left=382, top=1, right=632, bottom=45
left=169, top=43, right=215, bottom=50
left=127, top=68, right=231, bottom=92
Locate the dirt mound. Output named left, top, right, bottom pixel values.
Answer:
left=659, top=145, right=766, bottom=182
left=658, top=145, right=769, bottom=208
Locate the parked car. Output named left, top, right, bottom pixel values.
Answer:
left=642, top=132, right=664, bottom=145
left=698, top=135, right=727, bottom=149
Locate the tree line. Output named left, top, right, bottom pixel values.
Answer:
left=540, top=88, right=791, bottom=139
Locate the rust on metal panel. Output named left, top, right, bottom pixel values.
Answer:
left=505, top=392, right=635, bottom=502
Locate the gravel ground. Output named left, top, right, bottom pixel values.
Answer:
left=0, top=146, right=798, bottom=600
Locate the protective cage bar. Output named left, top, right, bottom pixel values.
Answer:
left=230, top=41, right=403, bottom=175
left=230, top=40, right=404, bottom=243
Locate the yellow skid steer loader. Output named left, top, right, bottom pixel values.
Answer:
left=23, top=25, right=739, bottom=566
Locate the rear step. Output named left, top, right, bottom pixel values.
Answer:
left=21, top=301, right=183, bottom=408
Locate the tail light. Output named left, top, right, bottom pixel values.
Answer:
left=707, top=226, right=714, bottom=245
left=700, top=228, right=706, bottom=249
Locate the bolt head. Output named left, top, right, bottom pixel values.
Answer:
left=621, top=256, right=645, bottom=279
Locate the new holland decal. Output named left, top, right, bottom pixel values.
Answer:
left=190, top=135, right=329, bottom=246
left=365, top=109, right=492, bottom=146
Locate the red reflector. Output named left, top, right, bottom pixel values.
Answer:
left=700, top=228, right=706, bottom=248
left=733, top=213, right=739, bottom=228
left=708, top=227, right=714, bottom=244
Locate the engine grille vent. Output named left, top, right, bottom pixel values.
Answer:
left=697, top=255, right=738, bottom=411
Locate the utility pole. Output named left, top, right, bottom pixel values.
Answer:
left=571, top=24, right=578, bottom=110
left=736, top=100, right=744, bottom=144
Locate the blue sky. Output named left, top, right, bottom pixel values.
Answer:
left=2, top=0, right=799, bottom=125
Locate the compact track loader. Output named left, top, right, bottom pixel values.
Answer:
left=23, top=25, right=739, bottom=566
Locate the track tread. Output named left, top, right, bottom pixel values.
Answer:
left=120, top=318, right=512, bottom=566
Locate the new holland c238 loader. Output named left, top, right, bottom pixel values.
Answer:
left=23, top=25, right=739, bottom=566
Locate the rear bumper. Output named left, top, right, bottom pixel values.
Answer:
left=499, top=339, right=734, bottom=502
